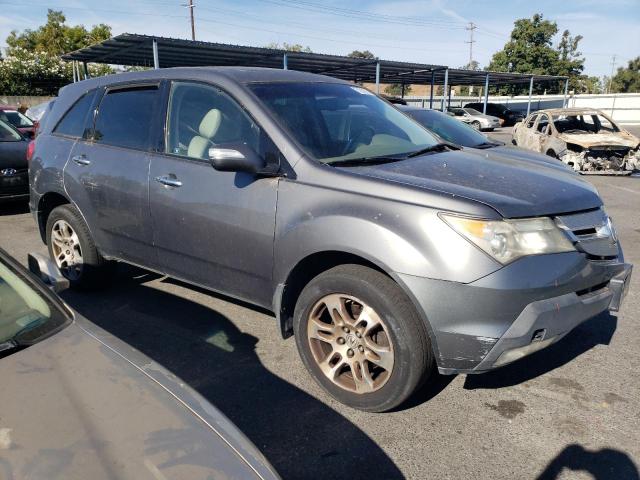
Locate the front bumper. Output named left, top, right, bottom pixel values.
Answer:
left=0, top=169, right=29, bottom=201
left=398, top=252, right=632, bottom=374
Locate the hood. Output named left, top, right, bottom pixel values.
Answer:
left=349, top=148, right=602, bottom=218
left=0, top=319, right=279, bottom=480
left=559, top=132, right=640, bottom=149
left=490, top=145, right=575, bottom=172
left=0, top=139, right=28, bottom=169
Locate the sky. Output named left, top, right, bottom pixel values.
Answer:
left=0, top=0, right=638, bottom=78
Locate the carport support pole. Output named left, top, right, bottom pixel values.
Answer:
left=441, top=68, right=448, bottom=112
left=447, top=84, right=452, bottom=110
left=152, top=39, right=159, bottom=69
left=375, top=61, right=380, bottom=94
left=429, top=70, right=435, bottom=108
left=483, top=74, right=489, bottom=114
left=283, top=53, right=288, bottom=70
left=526, top=76, right=534, bottom=116
left=83, top=62, right=89, bottom=79
left=562, top=79, right=569, bottom=108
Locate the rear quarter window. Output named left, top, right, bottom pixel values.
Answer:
left=53, top=91, right=95, bottom=138
left=93, top=86, right=159, bottom=150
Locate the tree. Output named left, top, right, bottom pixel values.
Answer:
left=610, top=57, right=640, bottom=93
left=487, top=13, right=588, bottom=93
left=6, top=10, right=111, bottom=56
left=264, top=42, right=312, bottom=53
left=384, top=84, right=412, bottom=96
left=347, top=50, right=375, bottom=59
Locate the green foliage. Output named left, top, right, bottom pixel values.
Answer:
left=347, top=50, right=375, bottom=59
left=384, top=84, right=412, bottom=96
left=264, top=42, right=312, bottom=53
left=6, top=10, right=111, bottom=56
left=488, top=13, right=591, bottom=94
left=610, top=57, right=640, bottom=93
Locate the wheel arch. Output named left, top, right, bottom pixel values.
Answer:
left=37, top=191, right=71, bottom=243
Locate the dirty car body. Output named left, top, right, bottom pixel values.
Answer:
left=512, top=108, right=640, bottom=174
left=30, top=67, right=632, bottom=411
left=0, top=248, right=280, bottom=480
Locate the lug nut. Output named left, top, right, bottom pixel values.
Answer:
left=355, top=331, right=362, bottom=338
left=358, top=345, right=364, bottom=353
left=337, top=337, right=346, bottom=345
left=342, top=326, right=350, bottom=333
left=347, top=349, right=354, bottom=358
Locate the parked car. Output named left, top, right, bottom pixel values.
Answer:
left=0, top=105, right=35, bottom=138
left=399, top=106, right=574, bottom=172
left=0, top=118, right=29, bottom=202
left=30, top=68, right=632, bottom=412
left=447, top=107, right=501, bottom=131
left=0, top=247, right=280, bottom=480
left=26, top=99, right=55, bottom=137
left=464, top=102, right=525, bottom=126
left=513, top=108, right=640, bottom=174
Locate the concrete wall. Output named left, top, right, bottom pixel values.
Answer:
left=0, top=96, right=54, bottom=109
left=404, top=93, right=640, bottom=125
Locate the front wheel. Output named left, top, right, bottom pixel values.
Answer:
left=471, top=121, right=481, bottom=130
left=293, top=265, right=434, bottom=412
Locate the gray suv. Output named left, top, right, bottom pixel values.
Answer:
left=30, top=67, right=632, bottom=412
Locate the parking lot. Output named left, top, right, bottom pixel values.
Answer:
left=1, top=153, right=638, bottom=479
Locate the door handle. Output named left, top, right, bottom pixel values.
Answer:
left=72, top=155, right=91, bottom=166
left=155, top=175, right=183, bottom=188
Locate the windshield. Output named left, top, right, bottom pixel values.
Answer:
left=0, top=256, right=69, bottom=355
left=250, top=83, right=438, bottom=164
left=405, top=109, right=490, bottom=148
left=0, top=119, right=22, bottom=142
left=1, top=110, right=34, bottom=128
left=552, top=113, right=620, bottom=134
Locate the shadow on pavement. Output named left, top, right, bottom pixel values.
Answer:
left=0, top=201, right=29, bottom=216
left=62, top=266, right=404, bottom=480
left=537, top=444, right=639, bottom=480
left=464, top=312, right=617, bottom=390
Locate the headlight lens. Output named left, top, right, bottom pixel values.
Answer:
left=441, top=215, right=575, bottom=264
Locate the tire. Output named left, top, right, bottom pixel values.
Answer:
left=471, top=121, right=481, bottom=130
left=546, top=150, right=557, bottom=159
left=46, top=204, right=114, bottom=289
left=293, top=264, right=434, bottom=412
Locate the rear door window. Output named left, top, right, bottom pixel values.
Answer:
left=93, top=85, right=159, bottom=150
left=53, top=91, right=95, bottom=138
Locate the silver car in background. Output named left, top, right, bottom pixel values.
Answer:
left=448, top=107, right=501, bottom=131
left=0, top=248, right=280, bottom=480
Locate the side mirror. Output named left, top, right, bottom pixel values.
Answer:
left=28, top=253, right=69, bottom=293
left=209, top=143, right=266, bottom=174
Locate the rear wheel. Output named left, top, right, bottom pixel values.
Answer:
left=46, top=204, right=113, bottom=289
left=293, top=264, right=434, bottom=412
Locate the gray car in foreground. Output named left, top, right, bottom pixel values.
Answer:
left=0, top=248, right=280, bottom=480
left=30, top=67, right=632, bottom=412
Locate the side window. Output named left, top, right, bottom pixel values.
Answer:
left=53, top=91, right=95, bottom=138
left=93, top=86, right=159, bottom=150
left=526, top=115, right=538, bottom=128
left=165, top=82, right=271, bottom=161
left=537, top=114, right=550, bottom=133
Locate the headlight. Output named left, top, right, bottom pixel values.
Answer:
left=441, top=215, right=575, bottom=264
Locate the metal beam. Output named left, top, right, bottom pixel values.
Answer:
left=526, top=76, right=534, bottom=116
left=375, top=61, right=380, bottom=94
left=429, top=70, right=435, bottom=108
left=152, top=38, right=159, bottom=69
left=562, top=78, right=569, bottom=108
left=283, top=52, right=288, bottom=70
left=483, top=74, right=490, bottom=114
left=441, top=68, right=448, bottom=112
left=447, top=84, right=452, bottom=110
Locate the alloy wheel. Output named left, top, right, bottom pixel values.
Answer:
left=50, top=219, right=83, bottom=281
left=306, top=293, right=395, bottom=394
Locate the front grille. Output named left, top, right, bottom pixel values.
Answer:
left=555, top=208, right=618, bottom=259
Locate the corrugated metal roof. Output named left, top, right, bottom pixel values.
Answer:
left=62, top=33, right=567, bottom=86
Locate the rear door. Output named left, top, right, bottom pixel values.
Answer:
left=148, top=81, right=280, bottom=307
left=64, top=84, right=161, bottom=267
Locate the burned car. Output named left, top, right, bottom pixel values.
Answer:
left=512, top=108, right=640, bottom=174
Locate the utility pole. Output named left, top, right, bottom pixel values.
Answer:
left=465, top=22, right=477, bottom=69
left=183, top=0, right=196, bottom=41
left=607, top=54, right=617, bottom=94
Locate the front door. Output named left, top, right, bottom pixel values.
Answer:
left=149, top=81, right=279, bottom=307
left=64, top=84, right=161, bottom=267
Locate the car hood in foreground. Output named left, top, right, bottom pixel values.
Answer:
left=0, top=318, right=279, bottom=480
left=489, top=145, right=575, bottom=171
left=558, top=132, right=640, bottom=149
left=351, top=148, right=602, bottom=218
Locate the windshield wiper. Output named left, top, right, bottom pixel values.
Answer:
left=407, top=142, right=460, bottom=158
left=0, top=339, right=22, bottom=359
left=326, top=155, right=406, bottom=167
left=473, top=141, right=501, bottom=149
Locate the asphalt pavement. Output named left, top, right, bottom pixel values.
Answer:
left=1, top=149, right=639, bottom=479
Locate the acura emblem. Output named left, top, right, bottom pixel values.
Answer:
left=0, top=168, right=17, bottom=176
